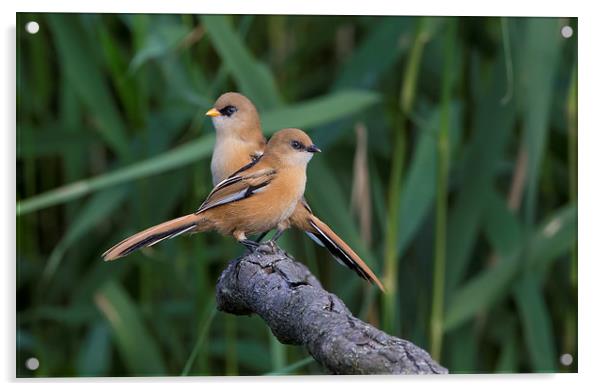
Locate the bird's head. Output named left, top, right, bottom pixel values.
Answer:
left=266, top=128, right=321, bottom=167
left=206, top=92, right=261, bottom=139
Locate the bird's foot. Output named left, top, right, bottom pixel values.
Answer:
left=257, top=240, right=278, bottom=255
left=271, top=228, right=284, bottom=242
left=239, top=239, right=260, bottom=251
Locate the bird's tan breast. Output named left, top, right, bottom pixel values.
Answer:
left=211, top=137, right=263, bottom=185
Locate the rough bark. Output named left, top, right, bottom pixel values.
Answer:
left=215, top=242, right=448, bottom=375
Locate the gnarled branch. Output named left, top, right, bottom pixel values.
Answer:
left=215, top=242, right=447, bottom=375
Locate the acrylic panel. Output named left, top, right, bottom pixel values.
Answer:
left=16, top=13, right=577, bottom=376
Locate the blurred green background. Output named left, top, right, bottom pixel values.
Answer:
left=16, top=14, right=577, bottom=376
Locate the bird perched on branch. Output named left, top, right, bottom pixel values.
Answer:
left=206, top=92, right=384, bottom=291
left=103, top=128, right=320, bottom=260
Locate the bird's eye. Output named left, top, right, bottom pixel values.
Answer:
left=290, top=140, right=304, bottom=150
left=219, top=105, right=238, bottom=117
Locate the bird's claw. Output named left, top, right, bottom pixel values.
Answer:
left=257, top=240, right=278, bottom=254
left=240, top=239, right=260, bottom=251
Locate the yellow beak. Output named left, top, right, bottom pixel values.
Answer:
left=205, top=108, right=221, bottom=117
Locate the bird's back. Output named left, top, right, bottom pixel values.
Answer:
left=202, top=153, right=306, bottom=236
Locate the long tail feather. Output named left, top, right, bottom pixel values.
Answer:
left=102, top=214, right=201, bottom=261
left=305, top=216, right=385, bottom=291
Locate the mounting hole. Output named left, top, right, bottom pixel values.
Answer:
left=561, top=25, right=573, bottom=39
left=25, top=357, right=40, bottom=371
left=560, top=353, right=573, bottom=366
left=25, top=21, right=40, bottom=34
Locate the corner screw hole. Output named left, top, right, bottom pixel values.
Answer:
left=25, top=21, right=40, bottom=35
left=560, top=353, right=573, bottom=366
left=25, top=357, right=39, bottom=371
left=561, top=25, right=573, bottom=39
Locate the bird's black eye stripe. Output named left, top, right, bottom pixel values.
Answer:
left=219, top=105, right=238, bottom=117
left=290, top=140, right=305, bottom=150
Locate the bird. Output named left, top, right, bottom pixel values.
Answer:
left=206, top=92, right=384, bottom=291
left=205, top=92, right=266, bottom=186
left=102, top=128, right=320, bottom=261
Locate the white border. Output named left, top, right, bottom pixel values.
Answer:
left=3, top=1, right=600, bottom=390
